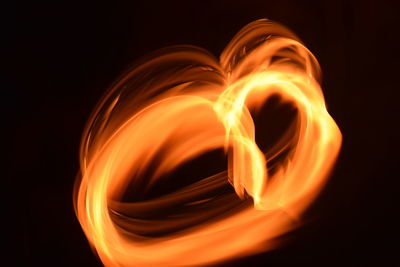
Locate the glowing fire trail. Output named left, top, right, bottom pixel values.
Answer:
left=74, top=19, right=342, bottom=266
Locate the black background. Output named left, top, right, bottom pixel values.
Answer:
left=6, top=0, right=399, bottom=266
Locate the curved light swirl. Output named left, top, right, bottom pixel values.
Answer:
left=74, top=19, right=342, bottom=266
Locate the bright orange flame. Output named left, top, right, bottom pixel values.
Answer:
left=74, top=19, right=342, bottom=266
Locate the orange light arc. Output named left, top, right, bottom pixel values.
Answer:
left=74, top=19, right=342, bottom=266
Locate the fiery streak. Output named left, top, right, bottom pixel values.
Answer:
left=74, top=19, right=342, bottom=266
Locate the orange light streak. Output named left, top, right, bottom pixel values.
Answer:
left=74, top=19, right=342, bottom=266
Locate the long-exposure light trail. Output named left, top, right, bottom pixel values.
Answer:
left=74, top=19, right=342, bottom=266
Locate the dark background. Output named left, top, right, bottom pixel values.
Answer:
left=6, top=0, right=399, bottom=266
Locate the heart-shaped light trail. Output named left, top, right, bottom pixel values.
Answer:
left=74, top=19, right=342, bottom=266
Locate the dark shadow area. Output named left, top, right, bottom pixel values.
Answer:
left=121, top=148, right=228, bottom=202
